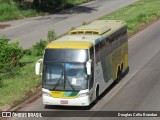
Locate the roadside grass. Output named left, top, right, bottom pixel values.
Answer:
left=101, top=0, right=160, bottom=35
left=0, top=0, right=160, bottom=108
left=0, top=0, right=93, bottom=22
left=0, top=3, right=42, bottom=22
left=0, top=30, right=56, bottom=108
left=0, top=55, right=42, bottom=107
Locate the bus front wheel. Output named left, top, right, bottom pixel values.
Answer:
left=94, top=86, right=99, bottom=104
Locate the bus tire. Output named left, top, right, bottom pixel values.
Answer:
left=44, top=105, right=50, bottom=109
left=116, top=67, right=121, bottom=84
left=121, top=63, right=124, bottom=78
left=94, top=86, right=99, bottom=104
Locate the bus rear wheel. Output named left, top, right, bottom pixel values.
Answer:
left=116, top=67, right=121, bottom=84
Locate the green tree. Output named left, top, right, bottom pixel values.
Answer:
left=0, top=36, right=23, bottom=73
left=48, top=29, right=56, bottom=42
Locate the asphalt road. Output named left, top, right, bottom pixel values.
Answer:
left=7, top=19, right=160, bottom=120
left=0, top=0, right=137, bottom=49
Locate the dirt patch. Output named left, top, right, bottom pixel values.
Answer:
left=0, top=24, right=11, bottom=29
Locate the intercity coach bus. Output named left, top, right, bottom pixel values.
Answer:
left=35, top=20, right=129, bottom=106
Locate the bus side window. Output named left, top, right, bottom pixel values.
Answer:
left=95, top=43, right=100, bottom=64
left=100, top=40, right=107, bottom=58
left=89, top=47, right=94, bottom=90
left=106, top=37, right=111, bottom=54
left=90, top=46, right=94, bottom=60
left=109, top=37, right=113, bottom=43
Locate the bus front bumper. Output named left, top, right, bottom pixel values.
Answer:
left=42, top=95, right=90, bottom=106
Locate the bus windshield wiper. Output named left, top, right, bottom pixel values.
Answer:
left=52, top=70, right=64, bottom=90
left=65, top=78, right=76, bottom=91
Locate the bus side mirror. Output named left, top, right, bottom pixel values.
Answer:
left=35, top=59, right=43, bottom=75
left=86, top=60, right=92, bottom=75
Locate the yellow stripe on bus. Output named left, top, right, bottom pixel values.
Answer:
left=46, top=41, right=93, bottom=49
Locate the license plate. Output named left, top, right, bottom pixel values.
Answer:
left=60, top=100, right=68, bottom=104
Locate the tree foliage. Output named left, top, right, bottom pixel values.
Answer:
left=0, top=36, right=23, bottom=87
left=31, top=40, right=47, bottom=56
left=32, top=0, right=67, bottom=12
left=0, top=0, right=92, bottom=13
left=0, top=36, right=23, bottom=74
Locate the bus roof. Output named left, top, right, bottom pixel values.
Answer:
left=69, top=23, right=111, bottom=35
left=69, top=20, right=126, bottom=35
left=46, top=20, right=126, bottom=49
left=46, top=40, right=93, bottom=49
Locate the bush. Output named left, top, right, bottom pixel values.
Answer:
left=0, top=3, right=21, bottom=21
left=0, top=36, right=23, bottom=87
left=0, top=36, right=23, bottom=72
left=23, top=49, right=32, bottom=56
left=82, top=22, right=88, bottom=25
left=0, top=0, right=13, bottom=4
left=31, top=39, right=47, bottom=56
left=48, top=29, right=56, bottom=42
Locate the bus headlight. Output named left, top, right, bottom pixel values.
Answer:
left=78, top=92, right=89, bottom=97
left=43, top=92, right=51, bottom=97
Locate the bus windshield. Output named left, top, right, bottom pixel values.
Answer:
left=43, top=62, right=88, bottom=91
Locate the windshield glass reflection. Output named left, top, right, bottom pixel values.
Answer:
left=43, top=63, right=88, bottom=91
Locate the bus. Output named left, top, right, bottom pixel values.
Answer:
left=35, top=20, right=129, bottom=106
